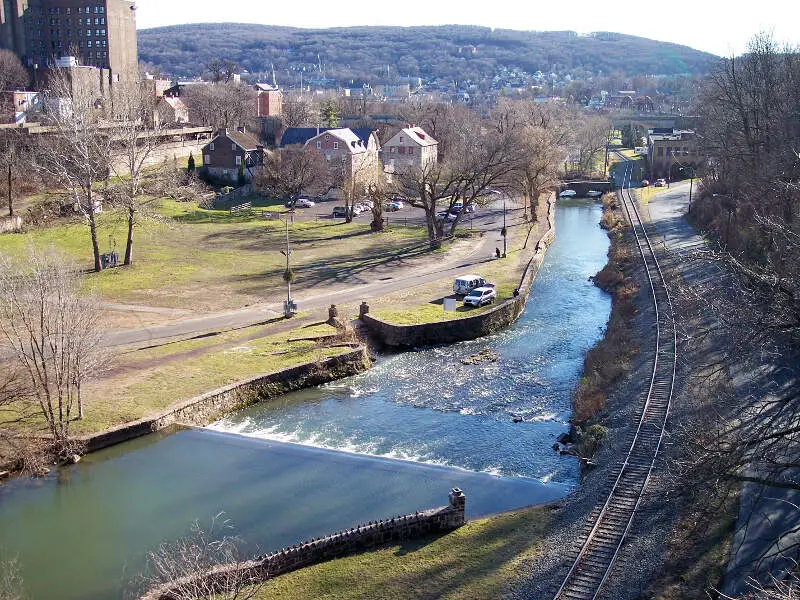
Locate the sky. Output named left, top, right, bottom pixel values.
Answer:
left=132, top=0, right=800, bottom=58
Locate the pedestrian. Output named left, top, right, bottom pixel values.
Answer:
left=495, top=247, right=501, bottom=259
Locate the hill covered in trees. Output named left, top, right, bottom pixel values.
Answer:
left=138, top=24, right=718, bottom=84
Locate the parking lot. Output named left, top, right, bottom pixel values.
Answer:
left=283, top=195, right=529, bottom=234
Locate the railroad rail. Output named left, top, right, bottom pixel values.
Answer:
left=552, top=155, right=678, bottom=600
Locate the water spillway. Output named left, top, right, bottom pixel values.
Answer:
left=0, top=199, right=611, bottom=600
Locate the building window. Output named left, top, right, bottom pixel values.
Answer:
left=65, top=7, right=71, bottom=14
left=209, top=143, right=215, bottom=151
left=232, top=143, right=237, bottom=151
left=389, top=147, right=395, bottom=153
left=408, top=147, right=414, bottom=154
left=316, top=141, right=321, bottom=149
left=235, top=156, right=242, bottom=166
left=657, top=147, right=663, bottom=156
left=333, top=142, right=339, bottom=150
left=398, top=147, right=405, bottom=154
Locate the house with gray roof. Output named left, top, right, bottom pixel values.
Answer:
left=201, top=128, right=266, bottom=183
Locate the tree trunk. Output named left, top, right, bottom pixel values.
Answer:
left=77, top=384, right=84, bottom=421
left=124, top=205, right=135, bottom=266
left=7, top=160, right=12, bottom=218
left=87, top=186, right=102, bottom=272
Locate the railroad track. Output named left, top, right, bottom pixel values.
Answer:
left=552, top=156, right=678, bottom=600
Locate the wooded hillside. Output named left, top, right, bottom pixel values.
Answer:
left=138, top=24, right=718, bottom=82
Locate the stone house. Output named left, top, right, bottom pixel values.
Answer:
left=647, top=128, right=699, bottom=179
left=153, top=96, right=188, bottom=126
left=201, top=128, right=265, bottom=182
left=381, top=126, right=438, bottom=175
left=305, top=127, right=381, bottom=190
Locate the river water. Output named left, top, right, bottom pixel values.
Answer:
left=0, top=199, right=610, bottom=600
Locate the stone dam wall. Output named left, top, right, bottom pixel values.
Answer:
left=361, top=197, right=556, bottom=348
left=140, top=489, right=467, bottom=600
left=79, top=346, right=371, bottom=453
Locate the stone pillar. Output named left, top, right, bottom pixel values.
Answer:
left=448, top=488, right=466, bottom=528
left=328, top=304, right=339, bottom=324
left=359, top=301, right=370, bottom=319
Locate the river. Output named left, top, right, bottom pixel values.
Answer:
left=0, top=198, right=610, bottom=600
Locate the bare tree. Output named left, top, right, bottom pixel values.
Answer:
left=253, top=144, right=332, bottom=208
left=393, top=126, right=520, bottom=249
left=183, top=83, right=256, bottom=131
left=494, top=100, right=570, bottom=222
left=281, top=95, right=315, bottom=127
left=0, top=49, right=29, bottom=91
left=108, top=82, right=163, bottom=266
left=572, top=112, right=611, bottom=175
left=0, top=129, right=34, bottom=218
left=136, top=514, right=263, bottom=600
left=35, top=67, right=113, bottom=272
left=0, top=248, right=105, bottom=454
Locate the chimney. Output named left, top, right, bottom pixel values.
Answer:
left=237, top=125, right=245, bottom=134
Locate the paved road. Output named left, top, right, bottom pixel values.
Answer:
left=646, top=182, right=800, bottom=596
left=104, top=207, right=530, bottom=348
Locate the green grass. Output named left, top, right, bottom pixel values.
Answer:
left=0, top=199, right=428, bottom=311
left=370, top=228, right=530, bottom=326
left=250, top=505, right=551, bottom=600
left=71, top=321, right=344, bottom=435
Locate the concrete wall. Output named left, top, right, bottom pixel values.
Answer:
left=362, top=197, right=556, bottom=348
left=140, top=489, right=466, bottom=600
left=79, top=346, right=371, bottom=453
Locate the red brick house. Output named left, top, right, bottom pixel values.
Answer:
left=201, top=128, right=265, bottom=182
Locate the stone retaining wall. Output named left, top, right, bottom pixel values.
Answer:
left=79, top=346, right=371, bottom=453
left=361, top=197, right=556, bottom=348
left=141, top=489, right=466, bottom=600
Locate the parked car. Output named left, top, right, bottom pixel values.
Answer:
left=640, top=179, right=650, bottom=187
left=332, top=206, right=348, bottom=218
left=359, top=199, right=374, bottom=210
left=296, top=198, right=315, bottom=208
left=463, top=286, right=497, bottom=307
left=437, top=211, right=457, bottom=222
left=587, top=190, right=603, bottom=198
left=454, top=274, right=487, bottom=295
left=383, top=202, right=399, bottom=212
left=559, top=189, right=577, bottom=198
left=654, top=178, right=667, bottom=187
left=351, top=204, right=365, bottom=215
left=390, top=201, right=404, bottom=210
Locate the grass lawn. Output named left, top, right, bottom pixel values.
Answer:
left=0, top=320, right=347, bottom=438
left=0, top=199, right=428, bottom=312
left=72, top=320, right=345, bottom=435
left=369, top=226, right=532, bottom=326
left=251, top=505, right=551, bottom=600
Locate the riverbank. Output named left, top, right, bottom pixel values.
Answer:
left=362, top=195, right=556, bottom=347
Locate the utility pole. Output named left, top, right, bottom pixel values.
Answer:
left=280, top=217, right=296, bottom=318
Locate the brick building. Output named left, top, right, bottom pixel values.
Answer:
left=647, top=128, right=699, bottom=179
left=0, top=0, right=137, bottom=84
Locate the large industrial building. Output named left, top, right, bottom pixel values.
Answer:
left=0, top=0, right=137, bottom=83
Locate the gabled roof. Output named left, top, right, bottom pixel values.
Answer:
left=280, top=127, right=332, bottom=147
left=206, top=129, right=261, bottom=151
left=388, top=127, right=438, bottom=147
left=307, top=128, right=370, bottom=154
left=228, top=129, right=261, bottom=150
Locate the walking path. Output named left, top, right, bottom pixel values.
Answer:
left=104, top=211, right=533, bottom=349
left=645, top=182, right=800, bottom=597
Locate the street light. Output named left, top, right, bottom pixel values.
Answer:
left=490, top=189, right=507, bottom=258
left=279, top=215, right=297, bottom=318
left=676, top=163, right=695, bottom=214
